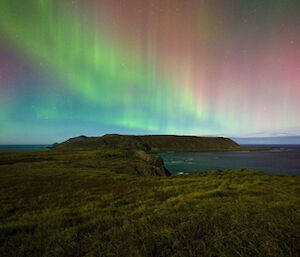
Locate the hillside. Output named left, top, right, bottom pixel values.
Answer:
left=0, top=149, right=299, bottom=256
left=140, top=135, right=240, bottom=152
left=0, top=148, right=170, bottom=177
left=53, top=134, right=241, bottom=152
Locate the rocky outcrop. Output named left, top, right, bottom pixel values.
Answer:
left=133, top=150, right=171, bottom=176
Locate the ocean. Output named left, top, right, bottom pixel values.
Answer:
left=157, top=145, right=300, bottom=176
left=0, top=145, right=50, bottom=152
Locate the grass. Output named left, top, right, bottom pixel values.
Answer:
left=0, top=149, right=299, bottom=256
left=55, top=134, right=242, bottom=152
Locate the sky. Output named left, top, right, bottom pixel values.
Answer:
left=0, top=0, right=299, bottom=144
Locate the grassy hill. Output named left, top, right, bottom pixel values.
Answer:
left=53, top=134, right=241, bottom=152
left=0, top=148, right=170, bottom=177
left=0, top=149, right=299, bottom=256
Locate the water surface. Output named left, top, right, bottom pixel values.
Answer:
left=0, top=145, right=50, bottom=152
left=157, top=145, right=300, bottom=176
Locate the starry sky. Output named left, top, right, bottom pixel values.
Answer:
left=0, top=0, right=299, bottom=144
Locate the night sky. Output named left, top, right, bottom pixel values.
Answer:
left=0, top=0, right=299, bottom=144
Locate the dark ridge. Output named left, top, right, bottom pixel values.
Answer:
left=52, top=134, right=241, bottom=152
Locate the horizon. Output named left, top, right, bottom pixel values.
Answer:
left=1, top=134, right=300, bottom=145
left=0, top=1, right=299, bottom=143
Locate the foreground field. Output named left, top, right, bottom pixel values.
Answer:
left=0, top=150, right=299, bottom=257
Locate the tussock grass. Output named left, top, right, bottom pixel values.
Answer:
left=0, top=150, right=299, bottom=256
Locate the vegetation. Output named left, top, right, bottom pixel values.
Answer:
left=53, top=134, right=241, bottom=152
left=0, top=149, right=299, bottom=257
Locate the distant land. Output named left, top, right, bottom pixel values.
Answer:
left=233, top=136, right=300, bottom=145
left=52, top=134, right=241, bottom=152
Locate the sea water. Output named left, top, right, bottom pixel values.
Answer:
left=0, top=145, right=50, bottom=152
left=157, top=145, right=300, bottom=176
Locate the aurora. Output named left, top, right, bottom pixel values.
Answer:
left=0, top=0, right=299, bottom=143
